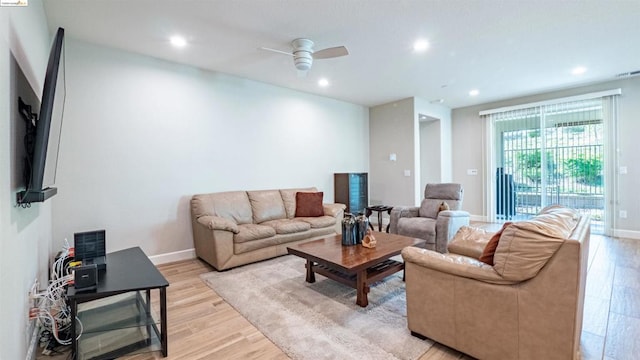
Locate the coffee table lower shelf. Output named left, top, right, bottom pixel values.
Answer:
left=305, top=258, right=404, bottom=307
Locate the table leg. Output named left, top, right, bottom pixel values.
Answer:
left=160, top=287, right=167, bottom=356
left=356, top=271, right=369, bottom=307
left=71, top=299, right=77, bottom=359
left=144, top=290, right=152, bottom=346
left=386, top=208, right=392, bottom=233
left=377, top=211, right=384, bottom=232
left=365, top=208, right=374, bottom=231
left=305, top=259, right=316, bottom=283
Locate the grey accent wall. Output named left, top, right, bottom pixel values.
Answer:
left=452, top=77, right=640, bottom=236
left=420, top=119, right=441, bottom=188
left=369, top=98, right=416, bottom=206
left=369, top=97, right=452, bottom=207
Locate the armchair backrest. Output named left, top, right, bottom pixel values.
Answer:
left=419, top=183, right=464, bottom=218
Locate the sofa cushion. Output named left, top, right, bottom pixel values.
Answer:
left=280, top=187, right=318, bottom=218
left=262, top=219, right=311, bottom=234
left=295, top=192, right=324, bottom=217
left=493, top=209, right=579, bottom=281
left=447, top=226, right=492, bottom=259
left=233, top=224, right=276, bottom=243
left=298, top=215, right=336, bottom=229
left=247, top=190, right=286, bottom=224
left=192, top=191, right=253, bottom=225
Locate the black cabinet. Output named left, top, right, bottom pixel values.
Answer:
left=334, top=173, right=368, bottom=214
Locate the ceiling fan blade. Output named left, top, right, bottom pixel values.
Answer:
left=259, top=47, right=293, bottom=57
left=313, top=46, right=349, bottom=59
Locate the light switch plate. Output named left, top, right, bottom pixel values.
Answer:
left=403, top=170, right=411, bottom=177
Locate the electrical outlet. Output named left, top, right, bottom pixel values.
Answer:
left=619, top=210, right=627, bottom=219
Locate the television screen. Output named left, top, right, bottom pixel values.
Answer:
left=17, top=27, right=65, bottom=204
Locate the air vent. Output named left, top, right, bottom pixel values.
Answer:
left=615, top=70, right=640, bottom=78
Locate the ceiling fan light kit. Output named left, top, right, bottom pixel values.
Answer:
left=292, top=38, right=314, bottom=71
left=261, top=38, right=349, bottom=74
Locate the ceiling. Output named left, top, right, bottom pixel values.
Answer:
left=42, top=0, right=640, bottom=108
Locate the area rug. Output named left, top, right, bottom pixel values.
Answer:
left=200, top=255, right=433, bottom=360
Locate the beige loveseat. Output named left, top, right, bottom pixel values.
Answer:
left=191, top=187, right=345, bottom=270
left=401, top=205, right=590, bottom=360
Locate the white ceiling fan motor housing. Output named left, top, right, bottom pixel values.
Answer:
left=292, top=38, right=314, bottom=71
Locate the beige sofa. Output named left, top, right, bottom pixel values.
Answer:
left=191, top=187, right=345, bottom=270
left=401, top=205, right=590, bottom=360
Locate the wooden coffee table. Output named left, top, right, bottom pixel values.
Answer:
left=287, top=232, right=425, bottom=307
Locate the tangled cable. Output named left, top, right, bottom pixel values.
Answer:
left=31, top=239, right=83, bottom=346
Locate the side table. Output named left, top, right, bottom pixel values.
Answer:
left=365, top=205, right=394, bottom=233
left=67, top=247, right=169, bottom=360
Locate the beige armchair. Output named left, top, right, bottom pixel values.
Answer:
left=401, top=205, right=590, bottom=360
left=389, top=183, right=470, bottom=253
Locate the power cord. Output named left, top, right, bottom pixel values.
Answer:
left=31, top=239, right=84, bottom=349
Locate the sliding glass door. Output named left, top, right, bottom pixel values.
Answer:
left=484, top=94, right=618, bottom=234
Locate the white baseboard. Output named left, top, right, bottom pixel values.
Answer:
left=612, top=229, right=640, bottom=240
left=149, top=248, right=196, bottom=265
left=469, top=214, right=487, bottom=222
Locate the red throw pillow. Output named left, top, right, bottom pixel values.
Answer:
left=479, top=222, right=512, bottom=265
left=295, top=192, right=324, bottom=217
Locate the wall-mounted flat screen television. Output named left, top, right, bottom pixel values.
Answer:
left=17, top=27, right=65, bottom=204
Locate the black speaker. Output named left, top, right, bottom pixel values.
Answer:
left=74, top=264, right=97, bottom=292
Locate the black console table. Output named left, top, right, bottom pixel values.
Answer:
left=67, top=247, right=169, bottom=360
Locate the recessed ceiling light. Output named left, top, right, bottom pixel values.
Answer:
left=571, top=66, right=587, bottom=75
left=170, top=35, right=187, bottom=48
left=318, top=78, right=329, bottom=87
left=469, top=89, right=479, bottom=96
left=413, top=39, right=429, bottom=52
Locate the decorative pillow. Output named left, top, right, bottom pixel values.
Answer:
left=479, top=222, right=512, bottom=265
left=295, top=192, right=324, bottom=217
left=438, top=201, right=450, bottom=212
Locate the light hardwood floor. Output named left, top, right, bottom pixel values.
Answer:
left=42, top=232, right=639, bottom=359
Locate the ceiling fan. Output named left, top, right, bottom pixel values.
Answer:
left=260, top=38, right=349, bottom=76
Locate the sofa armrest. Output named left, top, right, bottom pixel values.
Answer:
left=389, top=206, right=420, bottom=234
left=323, top=203, right=346, bottom=217
left=434, top=210, right=470, bottom=253
left=401, top=246, right=516, bottom=285
left=197, top=215, right=239, bottom=234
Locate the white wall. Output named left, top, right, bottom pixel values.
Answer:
left=52, top=40, right=370, bottom=260
left=452, top=77, right=640, bottom=237
left=0, top=1, right=54, bottom=359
